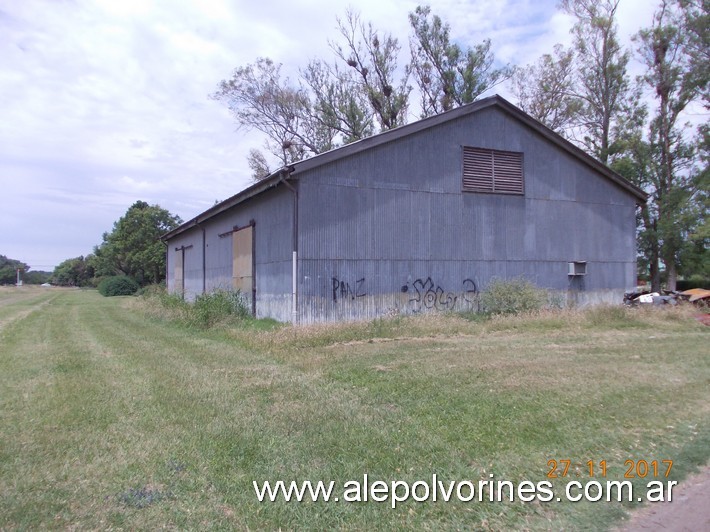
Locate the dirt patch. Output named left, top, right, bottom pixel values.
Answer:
left=617, top=465, right=710, bottom=531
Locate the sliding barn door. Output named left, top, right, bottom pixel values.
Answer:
left=232, top=224, right=255, bottom=314
left=174, top=248, right=184, bottom=295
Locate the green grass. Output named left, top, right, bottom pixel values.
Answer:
left=0, top=287, right=708, bottom=530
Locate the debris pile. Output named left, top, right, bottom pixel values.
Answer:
left=624, top=288, right=710, bottom=306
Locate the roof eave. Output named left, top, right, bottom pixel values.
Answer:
left=291, top=96, right=502, bottom=176
left=163, top=94, right=647, bottom=242
left=161, top=167, right=291, bottom=241
left=290, top=94, right=647, bottom=204
left=491, top=97, right=648, bottom=204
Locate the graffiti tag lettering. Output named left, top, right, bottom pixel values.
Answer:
left=332, top=277, right=366, bottom=302
left=401, top=277, right=457, bottom=311
left=401, top=277, right=479, bottom=311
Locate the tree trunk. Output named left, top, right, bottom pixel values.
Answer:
left=665, top=259, right=677, bottom=291
left=641, top=205, right=661, bottom=292
left=649, top=247, right=661, bottom=292
left=650, top=266, right=660, bottom=291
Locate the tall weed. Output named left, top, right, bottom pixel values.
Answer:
left=190, top=289, right=250, bottom=328
left=480, top=277, right=547, bottom=315
left=139, top=285, right=250, bottom=329
left=584, top=305, right=644, bottom=329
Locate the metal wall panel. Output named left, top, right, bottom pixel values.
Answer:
left=295, top=105, right=640, bottom=322
left=167, top=185, right=294, bottom=318
left=166, top=232, right=203, bottom=301
left=167, top=105, right=639, bottom=323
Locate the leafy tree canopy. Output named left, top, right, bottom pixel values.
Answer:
left=408, top=5, right=510, bottom=117
left=93, top=201, right=182, bottom=286
left=511, top=44, right=580, bottom=134
left=51, top=256, right=95, bottom=287
left=213, top=5, right=508, bottom=179
left=630, top=0, right=708, bottom=290
left=24, top=270, right=52, bottom=285
left=0, top=255, right=29, bottom=285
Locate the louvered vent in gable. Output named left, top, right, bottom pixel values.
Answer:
left=463, top=146, right=524, bottom=195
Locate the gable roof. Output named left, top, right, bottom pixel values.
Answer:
left=163, top=94, right=647, bottom=241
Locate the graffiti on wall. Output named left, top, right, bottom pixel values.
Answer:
left=462, top=278, right=478, bottom=307
left=332, top=277, right=366, bottom=302
left=328, top=274, right=479, bottom=310
left=401, top=277, right=479, bottom=311
left=401, top=277, right=456, bottom=310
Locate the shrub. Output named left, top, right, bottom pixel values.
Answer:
left=98, top=276, right=140, bottom=297
left=138, top=284, right=189, bottom=321
left=190, top=289, right=250, bottom=328
left=137, top=286, right=250, bottom=328
left=676, top=277, right=710, bottom=291
left=480, top=277, right=547, bottom=315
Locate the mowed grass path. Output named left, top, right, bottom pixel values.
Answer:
left=0, top=287, right=708, bottom=530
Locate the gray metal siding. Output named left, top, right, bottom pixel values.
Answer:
left=166, top=104, right=638, bottom=323
left=296, top=105, right=638, bottom=322
left=166, top=231, right=203, bottom=299
left=167, top=186, right=294, bottom=321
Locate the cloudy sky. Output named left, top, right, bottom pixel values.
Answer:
left=1, top=0, right=661, bottom=271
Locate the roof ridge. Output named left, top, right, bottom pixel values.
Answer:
left=162, top=94, right=646, bottom=241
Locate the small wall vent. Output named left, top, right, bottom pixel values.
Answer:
left=568, top=261, right=587, bottom=276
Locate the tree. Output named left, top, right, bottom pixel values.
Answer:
left=24, top=270, right=52, bottom=285
left=0, top=255, right=29, bottom=285
left=93, top=201, right=182, bottom=286
left=213, top=9, right=408, bottom=177
left=247, top=149, right=273, bottom=182
left=632, top=0, right=708, bottom=290
left=331, top=9, right=410, bottom=130
left=561, top=0, right=641, bottom=164
left=51, top=256, right=95, bottom=287
left=677, top=0, right=709, bottom=107
left=677, top=152, right=709, bottom=279
left=510, top=44, right=580, bottom=134
left=212, top=58, right=327, bottom=169
left=408, top=5, right=510, bottom=117
left=214, top=6, right=512, bottom=175
left=608, top=124, right=661, bottom=286
left=675, top=0, right=709, bottom=281
left=301, top=59, right=375, bottom=145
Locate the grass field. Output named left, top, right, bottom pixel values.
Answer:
left=0, top=286, right=708, bottom=530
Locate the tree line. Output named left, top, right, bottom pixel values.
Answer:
left=2, top=201, right=182, bottom=288
left=0, top=255, right=51, bottom=285
left=213, top=0, right=708, bottom=290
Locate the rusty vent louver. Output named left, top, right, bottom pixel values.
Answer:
left=463, top=146, right=524, bottom=195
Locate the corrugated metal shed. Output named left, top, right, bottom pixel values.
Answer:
left=163, top=95, right=646, bottom=323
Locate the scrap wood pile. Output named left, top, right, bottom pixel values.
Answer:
left=623, top=288, right=710, bottom=307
